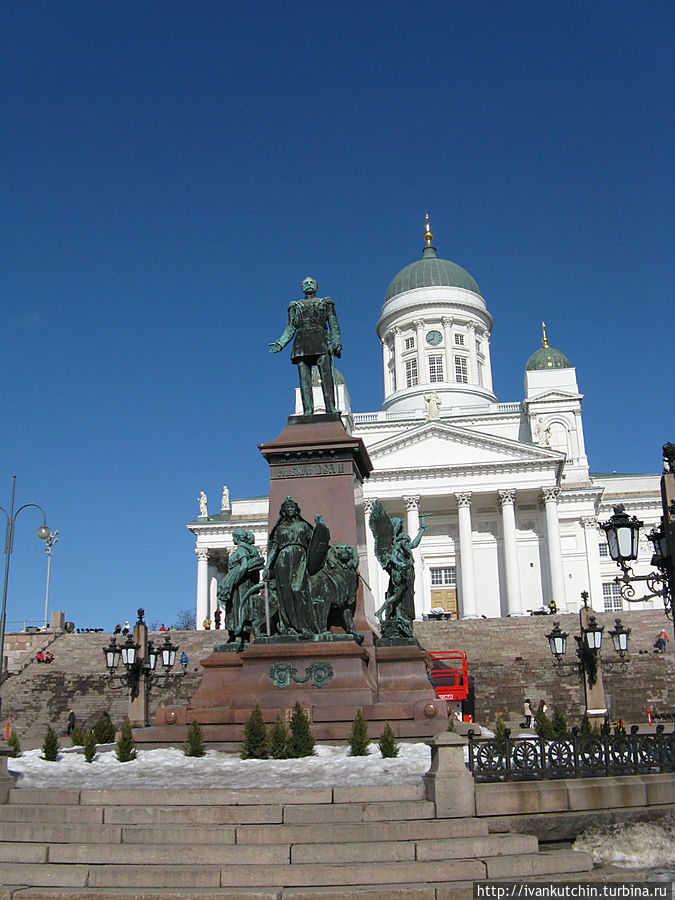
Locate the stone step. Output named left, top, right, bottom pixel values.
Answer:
left=484, top=849, right=594, bottom=879
left=236, top=816, right=489, bottom=844
left=282, top=799, right=436, bottom=824
left=48, top=842, right=291, bottom=866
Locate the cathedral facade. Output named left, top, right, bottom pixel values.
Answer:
left=188, top=226, right=662, bottom=629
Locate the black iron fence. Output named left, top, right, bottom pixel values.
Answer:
left=468, top=725, right=674, bottom=782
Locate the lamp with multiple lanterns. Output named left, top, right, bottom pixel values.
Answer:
left=103, top=608, right=180, bottom=701
left=599, top=442, right=675, bottom=640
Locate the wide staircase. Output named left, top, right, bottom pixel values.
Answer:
left=0, top=783, right=593, bottom=898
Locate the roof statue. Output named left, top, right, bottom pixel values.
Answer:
left=198, top=491, right=208, bottom=517
left=269, top=277, right=342, bottom=416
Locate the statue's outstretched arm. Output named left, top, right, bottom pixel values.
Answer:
left=409, top=515, right=428, bottom=549
left=269, top=305, right=297, bottom=353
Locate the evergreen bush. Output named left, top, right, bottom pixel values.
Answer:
left=7, top=729, right=21, bottom=758
left=83, top=729, right=97, bottom=763
left=115, top=718, right=137, bottom=762
left=493, top=715, right=508, bottom=753
left=93, top=713, right=116, bottom=745
left=348, top=710, right=370, bottom=756
left=70, top=726, right=86, bottom=747
left=268, top=714, right=289, bottom=759
left=534, top=707, right=553, bottom=739
left=287, top=702, right=315, bottom=758
left=41, top=725, right=60, bottom=761
left=241, top=703, right=268, bottom=759
left=183, top=719, right=206, bottom=757
left=580, top=715, right=600, bottom=737
left=446, top=715, right=456, bottom=733
left=551, top=707, right=568, bottom=738
left=378, top=722, right=399, bottom=758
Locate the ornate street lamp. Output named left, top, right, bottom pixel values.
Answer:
left=599, top=443, right=675, bottom=639
left=545, top=592, right=630, bottom=721
left=102, top=609, right=183, bottom=715
left=0, top=476, right=51, bottom=717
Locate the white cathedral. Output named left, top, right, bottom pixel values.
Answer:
left=189, top=222, right=662, bottom=629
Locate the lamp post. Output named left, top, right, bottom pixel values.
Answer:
left=546, top=591, right=631, bottom=724
left=0, top=476, right=51, bottom=718
left=599, top=442, right=675, bottom=640
left=42, top=530, right=59, bottom=630
left=103, top=608, right=180, bottom=727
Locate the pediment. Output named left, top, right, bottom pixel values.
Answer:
left=367, top=421, right=563, bottom=471
left=525, top=389, right=582, bottom=403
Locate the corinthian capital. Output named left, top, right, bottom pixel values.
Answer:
left=403, top=495, right=420, bottom=512
left=195, top=548, right=210, bottom=562
left=364, top=497, right=378, bottom=515
left=541, top=487, right=560, bottom=504
left=498, top=489, right=516, bottom=507
left=455, top=492, right=472, bottom=508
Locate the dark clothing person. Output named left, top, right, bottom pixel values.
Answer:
left=67, top=710, right=76, bottom=735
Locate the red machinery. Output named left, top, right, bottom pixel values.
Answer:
left=426, top=650, right=469, bottom=703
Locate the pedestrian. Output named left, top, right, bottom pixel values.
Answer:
left=537, top=699, right=548, bottom=718
left=67, top=710, right=76, bottom=735
left=654, top=630, right=668, bottom=653
left=180, top=651, right=188, bottom=670
left=548, top=600, right=557, bottom=615
left=159, top=624, right=166, bottom=632
left=122, top=621, right=130, bottom=635
left=113, top=623, right=121, bottom=635
left=521, top=698, right=533, bottom=728
left=214, top=607, right=222, bottom=630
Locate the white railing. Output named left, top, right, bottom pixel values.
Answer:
left=352, top=401, right=522, bottom=424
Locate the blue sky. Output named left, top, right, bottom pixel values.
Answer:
left=2, top=1, right=673, bottom=632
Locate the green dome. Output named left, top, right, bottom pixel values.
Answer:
left=525, top=345, right=572, bottom=371
left=384, top=246, right=481, bottom=301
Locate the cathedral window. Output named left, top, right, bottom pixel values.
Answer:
left=405, top=358, right=418, bottom=387
left=404, top=336, right=415, bottom=350
left=602, top=582, right=623, bottom=611
left=599, top=542, right=609, bottom=557
left=477, top=361, right=484, bottom=386
left=455, top=356, right=468, bottom=383
left=476, top=339, right=482, bottom=354
left=454, top=333, right=464, bottom=345
left=428, top=355, right=444, bottom=382
left=431, top=567, right=456, bottom=586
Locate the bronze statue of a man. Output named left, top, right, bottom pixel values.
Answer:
left=269, top=277, right=342, bottom=415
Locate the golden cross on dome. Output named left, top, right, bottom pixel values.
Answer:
left=541, top=321, right=549, bottom=348
left=424, top=213, right=433, bottom=246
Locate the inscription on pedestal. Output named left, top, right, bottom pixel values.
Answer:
left=273, top=461, right=345, bottom=479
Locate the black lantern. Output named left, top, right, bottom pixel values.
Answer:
left=120, top=634, right=138, bottom=667
left=583, top=615, right=604, bottom=651
left=161, top=635, right=177, bottom=669
left=146, top=640, right=158, bottom=671
left=609, top=618, right=631, bottom=655
left=600, top=505, right=643, bottom=564
left=103, top=637, right=121, bottom=671
left=546, top=621, right=568, bottom=658
left=648, top=524, right=668, bottom=565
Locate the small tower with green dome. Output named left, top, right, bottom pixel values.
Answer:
left=523, top=322, right=589, bottom=482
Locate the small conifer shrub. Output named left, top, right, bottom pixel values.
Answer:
left=93, top=713, right=116, bottom=745
left=378, top=722, right=399, bottom=758
left=70, top=726, right=85, bottom=747
left=534, top=706, right=553, bottom=739
left=551, top=707, right=568, bottom=738
left=241, top=703, right=268, bottom=759
left=115, top=718, right=137, bottom=762
left=268, top=714, right=289, bottom=759
left=493, top=715, right=509, bottom=754
left=83, top=729, right=97, bottom=763
left=7, top=729, right=21, bottom=758
left=41, top=725, right=60, bottom=761
left=349, top=710, right=370, bottom=756
left=446, top=715, right=456, bottom=733
left=287, top=702, right=315, bottom=758
left=183, top=719, right=206, bottom=757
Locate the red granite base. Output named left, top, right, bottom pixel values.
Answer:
left=141, top=638, right=448, bottom=745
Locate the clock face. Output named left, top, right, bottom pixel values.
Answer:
left=426, top=330, right=442, bottom=346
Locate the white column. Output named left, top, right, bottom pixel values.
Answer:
left=499, top=489, right=523, bottom=615
left=455, top=492, right=478, bottom=618
left=404, top=495, right=424, bottom=618
left=393, top=327, right=404, bottom=392
left=542, top=488, right=566, bottom=611
left=415, top=320, right=425, bottom=384
left=381, top=338, right=390, bottom=396
left=209, top=565, right=219, bottom=621
left=195, top=548, right=209, bottom=630
left=442, top=317, right=453, bottom=385
left=582, top=517, right=603, bottom=610
left=466, top=322, right=476, bottom=383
